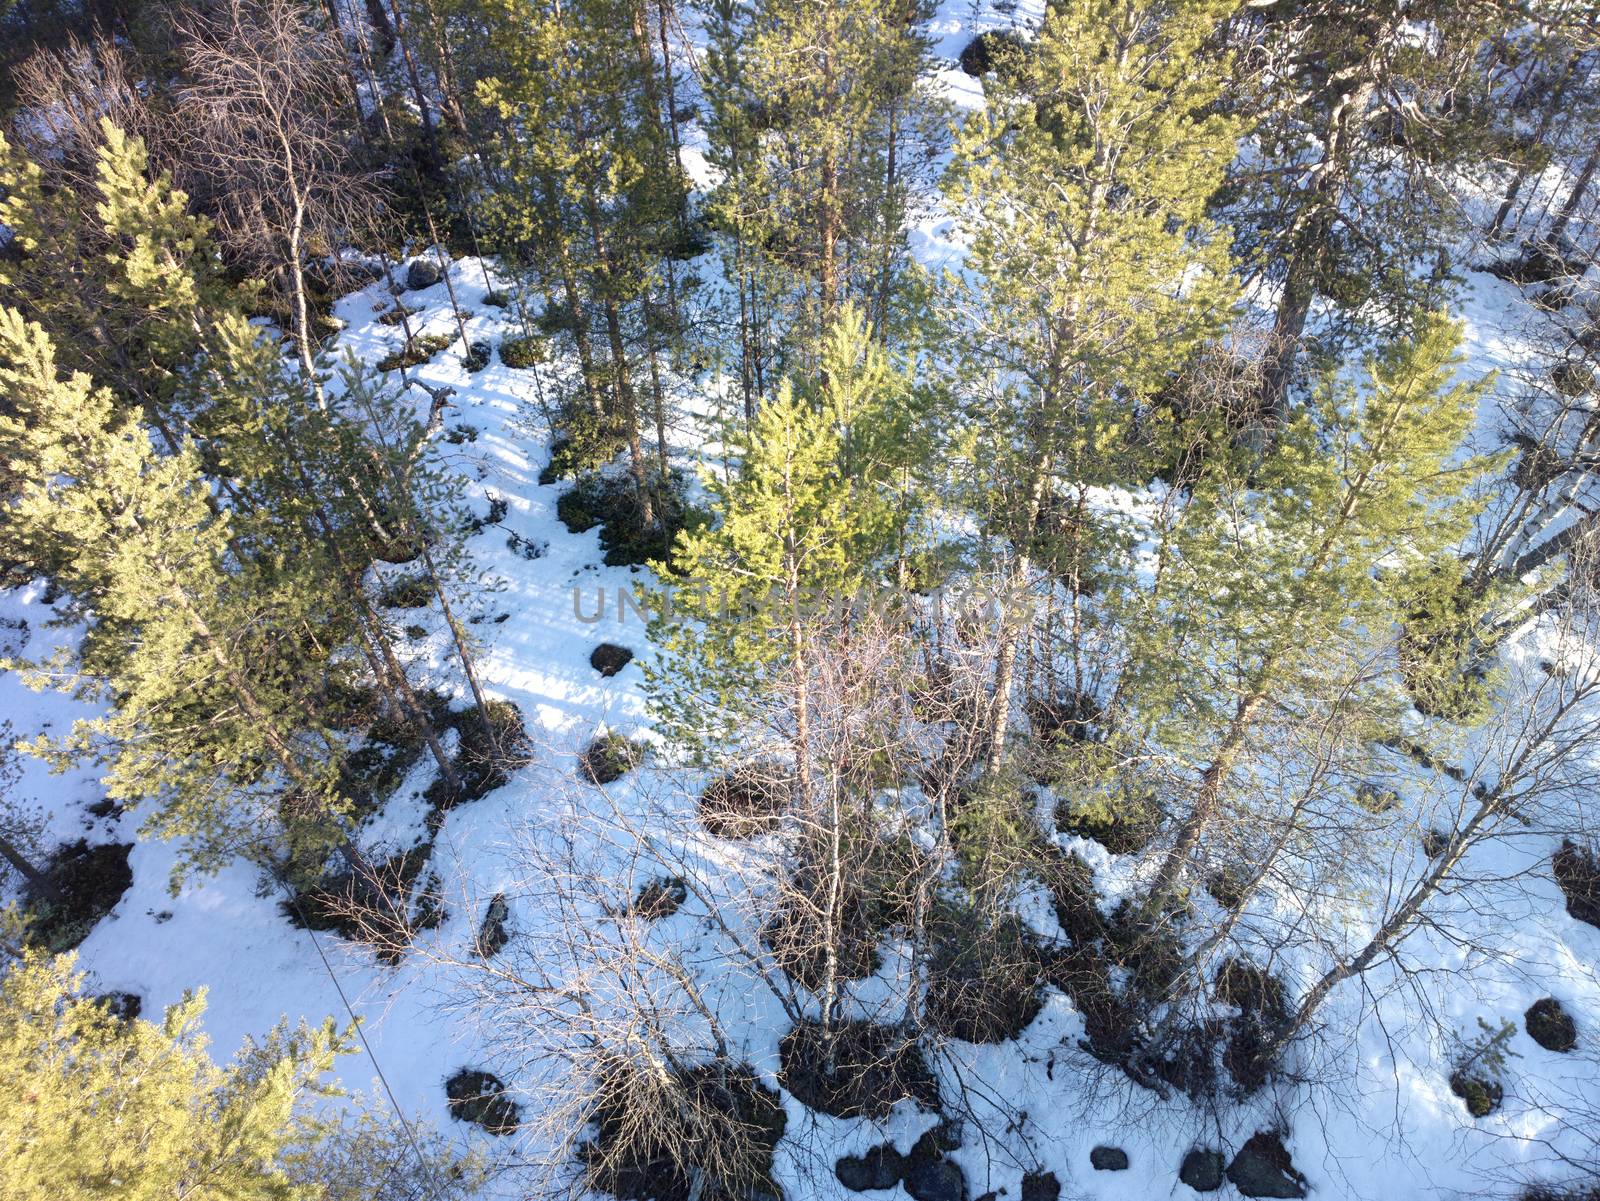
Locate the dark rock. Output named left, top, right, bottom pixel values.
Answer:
left=1179, top=1148, right=1225, bottom=1192
left=1526, top=997, right=1578, bottom=1052
left=406, top=258, right=443, bottom=290
left=902, top=1154, right=965, bottom=1201
left=1226, top=1132, right=1307, bottom=1198
left=591, top=643, right=635, bottom=677
left=835, top=1145, right=905, bottom=1192
left=1554, top=842, right=1600, bottom=929
left=1090, top=1146, right=1129, bottom=1171
left=1020, top=1170, right=1060, bottom=1201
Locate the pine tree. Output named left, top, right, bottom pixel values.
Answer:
left=1135, top=312, right=1503, bottom=902
left=943, top=0, right=1243, bottom=773
left=1222, top=0, right=1518, bottom=416
left=646, top=305, right=909, bottom=779
left=0, top=310, right=354, bottom=882
left=0, top=949, right=347, bottom=1201
left=698, top=0, right=940, bottom=397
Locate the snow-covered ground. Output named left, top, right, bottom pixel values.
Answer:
left=6, top=7, right=1600, bottom=1200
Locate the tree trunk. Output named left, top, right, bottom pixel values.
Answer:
left=0, top=833, right=49, bottom=895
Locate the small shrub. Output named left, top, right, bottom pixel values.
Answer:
left=1551, top=360, right=1595, bottom=397
left=585, top=1062, right=785, bottom=1201
left=462, top=341, right=491, bottom=373
left=424, top=700, right=531, bottom=811
left=404, top=624, right=427, bottom=639
left=763, top=873, right=883, bottom=990
left=923, top=903, right=1044, bottom=1044
left=1449, top=1017, right=1518, bottom=1118
left=1397, top=561, right=1494, bottom=725
left=540, top=422, right=628, bottom=485
left=445, top=1068, right=520, bottom=1134
left=581, top=732, right=642, bottom=785
left=1354, top=782, right=1401, bottom=814
left=475, top=495, right=510, bottom=531
left=444, top=422, right=480, bottom=444
left=281, top=843, right=444, bottom=964
left=664, top=218, right=713, bottom=262
left=499, top=333, right=550, bottom=369
left=778, top=1019, right=939, bottom=1119
left=1047, top=849, right=1105, bottom=944
left=481, top=288, right=512, bottom=308
left=699, top=765, right=789, bottom=838
left=1055, top=789, right=1160, bottom=855
left=537, top=300, right=577, bottom=334
left=507, top=531, right=546, bottom=559
left=555, top=471, right=700, bottom=568
left=1204, top=866, right=1247, bottom=910
left=1525, top=997, right=1577, bottom=1052
left=94, top=991, right=143, bottom=1021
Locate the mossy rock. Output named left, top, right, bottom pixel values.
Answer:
left=445, top=1068, right=521, bottom=1134
left=379, top=573, right=433, bottom=608
left=581, top=732, right=643, bottom=785
left=405, top=259, right=443, bottom=290
left=1450, top=1068, right=1503, bottom=1117
left=499, top=333, right=550, bottom=369
left=1525, top=997, right=1577, bottom=1052
left=699, top=765, right=790, bottom=838
left=376, top=332, right=453, bottom=372
left=778, top=1019, right=939, bottom=1119
left=1225, top=1131, right=1307, bottom=1198
left=378, top=302, right=420, bottom=326
left=24, top=840, right=134, bottom=953
left=424, top=700, right=531, bottom=811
